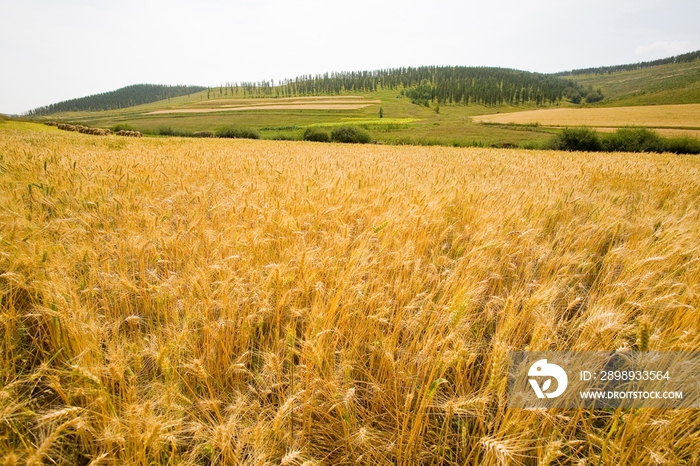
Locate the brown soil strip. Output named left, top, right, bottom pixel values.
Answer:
left=148, top=103, right=375, bottom=114
left=189, top=95, right=367, bottom=106
left=220, top=100, right=380, bottom=108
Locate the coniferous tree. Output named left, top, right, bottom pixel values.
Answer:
left=223, top=66, right=586, bottom=106
left=29, top=84, right=206, bottom=115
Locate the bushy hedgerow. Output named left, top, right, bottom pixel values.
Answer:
left=330, top=126, right=372, bottom=144
left=216, top=127, right=260, bottom=139
left=303, top=127, right=331, bottom=142
left=549, top=126, right=700, bottom=154
left=664, top=135, right=700, bottom=154
left=549, top=127, right=601, bottom=151
left=601, top=127, right=665, bottom=152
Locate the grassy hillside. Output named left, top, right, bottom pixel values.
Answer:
left=468, top=58, right=700, bottom=142
left=2, top=123, right=699, bottom=464
left=568, top=59, right=700, bottom=106
left=36, top=86, right=563, bottom=148
left=29, top=55, right=700, bottom=148
left=555, top=49, right=700, bottom=76
left=30, top=66, right=589, bottom=148
left=219, top=66, right=585, bottom=106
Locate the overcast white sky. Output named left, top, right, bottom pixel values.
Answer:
left=1, top=0, right=698, bottom=114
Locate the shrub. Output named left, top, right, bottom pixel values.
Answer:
left=601, top=127, right=665, bottom=153
left=585, top=88, right=604, bottom=103
left=193, top=131, right=214, bottom=138
left=302, top=127, right=330, bottom=142
left=330, top=126, right=372, bottom=144
left=546, top=126, right=700, bottom=154
left=663, top=135, right=700, bottom=154
left=216, top=127, right=260, bottom=139
left=563, top=88, right=582, bottom=104
left=549, top=127, right=601, bottom=151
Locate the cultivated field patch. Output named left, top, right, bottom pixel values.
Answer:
left=473, top=103, right=700, bottom=128
left=190, top=95, right=368, bottom=106
left=148, top=103, right=377, bottom=114
left=148, top=96, right=381, bottom=114
left=594, top=127, right=700, bottom=137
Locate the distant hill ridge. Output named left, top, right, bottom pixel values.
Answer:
left=29, top=84, right=206, bottom=115
left=29, top=50, right=700, bottom=116
left=554, top=50, right=700, bottom=76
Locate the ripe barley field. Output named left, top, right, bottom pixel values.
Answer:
left=1, top=124, right=699, bottom=465
left=473, top=103, right=700, bottom=130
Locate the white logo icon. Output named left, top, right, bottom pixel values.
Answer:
left=528, top=359, right=568, bottom=398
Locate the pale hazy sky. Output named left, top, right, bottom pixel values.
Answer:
left=1, top=0, right=698, bottom=114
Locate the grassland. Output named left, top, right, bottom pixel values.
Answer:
left=2, top=122, right=700, bottom=464
left=569, top=59, right=700, bottom=106
left=36, top=87, right=561, bottom=148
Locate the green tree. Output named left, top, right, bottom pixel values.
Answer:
left=330, top=126, right=372, bottom=144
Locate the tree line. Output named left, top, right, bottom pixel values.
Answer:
left=554, top=50, right=700, bottom=76
left=226, top=67, right=588, bottom=106
left=28, top=84, right=206, bottom=115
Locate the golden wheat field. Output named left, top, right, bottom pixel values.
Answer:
left=594, top=127, right=700, bottom=138
left=473, top=103, right=700, bottom=130
left=1, top=123, right=700, bottom=465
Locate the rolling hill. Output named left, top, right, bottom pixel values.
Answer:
left=562, top=52, right=700, bottom=106
left=26, top=52, right=700, bottom=149
left=28, top=84, right=207, bottom=115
